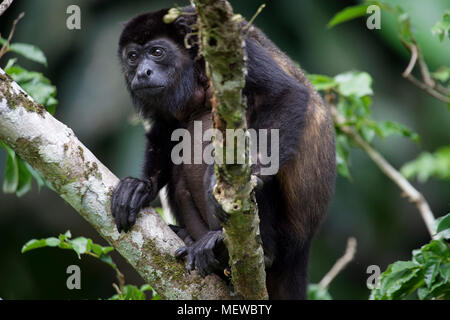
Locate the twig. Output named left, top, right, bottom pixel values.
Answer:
left=402, top=43, right=417, bottom=78
left=0, top=12, right=25, bottom=58
left=405, top=74, right=450, bottom=104
left=0, top=0, right=14, bottom=16
left=330, top=104, right=437, bottom=238
left=319, top=237, right=357, bottom=288
left=112, top=283, right=122, bottom=295
left=401, top=41, right=450, bottom=104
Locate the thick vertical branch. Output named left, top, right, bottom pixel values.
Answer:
left=0, top=68, right=231, bottom=299
left=192, top=0, right=268, bottom=299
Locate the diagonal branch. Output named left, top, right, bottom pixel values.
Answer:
left=0, top=68, right=230, bottom=299
left=329, top=101, right=437, bottom=238
left=319, top=237, right=357, bottom=288
left=0, top=0, right=14, bottom=17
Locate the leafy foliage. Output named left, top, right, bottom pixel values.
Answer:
left=401, top=147, right=450, bottom=182
left=370, top=240, right=450, bottom=299
left=22, top=230, right=114, bottom=260
left=327, top=4, right=371, bottom=29
left=5, top=60, right=58, bottom=114
left=0, top=37, right=48, bottom=66
left=22, top=231, right=161, bottom=300
left=309, top=71, right=419, bottom=178
left=109, top=284, right=160, bottom=300
left=431, top=10, right=450, bottom=42
left=370, top=215, right=450, bottom=300
left=1, top=42, right=57, bottom=196
left=307, top=284, right=333, bottom=300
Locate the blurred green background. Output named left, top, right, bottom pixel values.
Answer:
left=0, top=0, right=449, bottom=299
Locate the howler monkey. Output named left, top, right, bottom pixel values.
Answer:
left=112, top=6, right=336, bottom=299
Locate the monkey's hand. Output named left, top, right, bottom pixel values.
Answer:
left=175, top=230, right=225, bottom=277
left=111, top=177, right=154, bottom=232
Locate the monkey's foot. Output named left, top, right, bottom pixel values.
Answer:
left=175, top=230, right=224, bottom=277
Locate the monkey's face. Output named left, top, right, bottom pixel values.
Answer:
left=120, top=37, right=196, bottom=117
left=122, top=38, right=179, bottom=97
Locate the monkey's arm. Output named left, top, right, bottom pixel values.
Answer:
left=244, top=39, right=309, bottom=181
left=111, top=118, right=175, bottom=232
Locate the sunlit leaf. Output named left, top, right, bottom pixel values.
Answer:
left=401, top=147, right=450, bottom=182
left=431, top=10, right=450, bottom=42
left=327, top=4, right=369, bottom=29
left=436, top=213, right=450, bottom=234
left=334, top=72, right=373, bottom=98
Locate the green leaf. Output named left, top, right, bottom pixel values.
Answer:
left=108, top=285, right=148, bottom=300
left=2, top=144, right=19, bottom=194
left=307, top=284, right=333, bottom=300
left=327, top=4, right=369, bottom=29
left=335, top=134, right=351, bottom=179
left=16, top=158, right=33, bottom=197
left=424, top=262, right=439, bottom=288
left=308, top=74, right=337, bottom=91
left=397, top=12, right=414, bottom=44
left=70, top=237, right=90, bottom=259
left=4, top=58, right=17, bottom=70
left=0, top=38, right=47, bottom=66
left=436, top=213, right=450, bottom=234
left=431, top=66, right=450, bottom=83
left=334, top=72, right=373, bottom=98
left=100, top=254, right=117, bottom=270
left=401, top=146, right=450, bottom=182
left=439, top=263, right=450, bottom=282
left=431, top=10, right=450, bottom=42
left=5, top=64, right=58, bottom=113
left=369, top=121, right=420, bottom=142
left=45, top=237, right=61, bottom=247
left=21, top=239, right=48, bottom=253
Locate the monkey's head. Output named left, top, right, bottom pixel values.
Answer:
left=118, top=8, right=209, bottom=120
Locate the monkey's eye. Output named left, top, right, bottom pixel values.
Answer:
left=150, top=47, right=165, bottom=57
left=127, top=51, right=138, bottom=62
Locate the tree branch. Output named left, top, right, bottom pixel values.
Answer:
left=192, top=0, right=268, bottom=299
left=319, top=237, right=357, bottom=288
left=0, top=68, right=231, bottom=299
left=0, top=0, right=14, bottom=17
left=329, top=102, right=437, bottom=238
left=401, top=41, right=450, bottom=104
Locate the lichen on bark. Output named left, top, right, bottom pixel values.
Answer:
left=192, top=0, right=268, bottom=300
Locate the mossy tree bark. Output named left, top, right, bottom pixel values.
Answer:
left=192, top=0, right=269, bottom=300
left=0, top=69, right=230, bottom=299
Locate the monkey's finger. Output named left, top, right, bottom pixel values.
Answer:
left=128, top=184, right=149, bottom=228
left=117, top=180, right=138, bottom=231
left=175, top=246, right=188, bottom=259
left=111, top=181, right=126, bottom=218
left=186, top=252, right=195, bottom=273
left=128, top=194, right=149, bottom=228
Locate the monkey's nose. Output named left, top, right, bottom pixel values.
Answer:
left=137, top=68, right=152, bottom=79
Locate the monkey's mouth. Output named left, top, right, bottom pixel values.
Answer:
left=133, top=85, right=165, bottom=94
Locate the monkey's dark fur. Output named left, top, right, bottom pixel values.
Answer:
left=112, top=6, right=336, bottom=299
